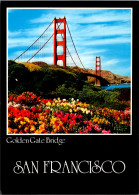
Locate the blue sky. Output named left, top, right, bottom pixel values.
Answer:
left=8, top=8, right=132, bottom=76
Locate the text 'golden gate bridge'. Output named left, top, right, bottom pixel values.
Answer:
left=14, top=17, right=85, bottom=69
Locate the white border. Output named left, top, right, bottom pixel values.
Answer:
left=7, top=7, right=132, bottom=135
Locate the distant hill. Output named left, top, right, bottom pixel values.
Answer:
left=68, top=66, right=131, bottom=84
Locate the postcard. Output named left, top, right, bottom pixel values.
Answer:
left=1, top=1, right=138, bottom=194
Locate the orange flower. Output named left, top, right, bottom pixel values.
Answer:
left=39, top=115, right=45, bottom=121
left=8, top=127, right=13, bottom=134
left=24, top=127, right=29, bottom=133
left=39, top=123, right=46, bottom=130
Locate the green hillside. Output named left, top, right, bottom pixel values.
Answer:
left=8, top=60, right=130, bottom=110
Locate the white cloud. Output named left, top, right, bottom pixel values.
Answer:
left=102, top=59, right=119, bottom=68
left=69, top=23, right=131, bottom=38
left=8, top=37, right=37, bottom=48
left=83, top=37, right=131, bottom=46
left=81, top=49, right=107, bottom=55
left=8, top=30, right=22, bottom=37
left=30, top=9, right=131, bottom=24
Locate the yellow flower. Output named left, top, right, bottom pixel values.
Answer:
left=14, top=118, right=18, bottom=123
left=46, top=102, right=51, bottom=106
left=20, top=121, right=25, bottom=125
left=24, top=117, right=30, bottom=123
left=105, top=120, right=110, bottom=125
left=34, top=130, right=39, bottom=134
left=30, top=125, right=36, bottom=132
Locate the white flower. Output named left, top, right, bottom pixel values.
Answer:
left=86, top=110, right=90, bottom=115
left=14, top=104, right=20, bottom=108
left=8, top=102, right=12, bottom=107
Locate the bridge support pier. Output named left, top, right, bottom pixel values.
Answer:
left=54, top=17, right=66, bottom=67
left=95, top=56, right=101, bottom=86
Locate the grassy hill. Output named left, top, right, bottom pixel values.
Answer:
left=8, top=60, right=130, bottom=110
left=20, top=61, right=131, bottom=84
left=8, top=60, right=87, bottom=95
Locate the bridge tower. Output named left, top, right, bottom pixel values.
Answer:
left=95, top=56, right=101, bottom=86
left=54, top=17, right=66, bottom=67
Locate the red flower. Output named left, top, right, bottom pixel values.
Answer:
left=78, top=115, right=83, bottom=120
left=85, top=126, right=92, bottom=132
left=70, top=113, right=75, bottom=118
left=45, top=109, right=50, bottom=114
left=83, top=121, right=87, bottom=125
left=69, top=120, right=76, bottom=127
left=71, top=115, right=77, bottom=120
left=102, top=130, right=111, bottom=134
left=65, top=113, right=70, bottom=118
left=31, top=106, right=37, bottom=112
left=31, top=94, right=37, bottom=99
left=8, top=95, right=13, bottom=102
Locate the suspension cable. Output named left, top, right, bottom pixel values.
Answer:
left=66, top=41, right=77, bottom=67
left=14, top=19, right=54, bottom=61
left=27, top=34, right=54, bottom=62
left=27, top=23, right=62, bottom=62
left=66, top=20, right=85, bottom=69
left=56, top=24, right=77, bottom=67
left=66, top=47, right=77, bottom=67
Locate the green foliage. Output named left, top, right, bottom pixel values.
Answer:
left=8, top=60, right=129, bottom=110
left=99, top=90, right=119, bottom=103
left=8, top=61, right=30, bottom=92
left=56, top=84, right=78, bottom=99
left=78, top=84, right=103, bottom=104
left=8, top=61, right=86, bottom=94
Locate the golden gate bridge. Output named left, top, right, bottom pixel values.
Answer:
left=14, top=17, right=102, bottom=86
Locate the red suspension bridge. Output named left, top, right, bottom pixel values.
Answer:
left=14, top=17, right=102, bottom=86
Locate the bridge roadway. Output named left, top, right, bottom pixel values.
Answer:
left=83, top=72, right=109, bottom=86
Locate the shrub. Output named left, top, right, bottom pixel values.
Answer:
left=100, top=90, right=119, bottom=103
left=8, top=61, right=30, bottom=92
left=56, top=84, right=78, bottom=99
left=8, top=61, right=86, bottom=94
left=118, top=88, right=130, bottom=101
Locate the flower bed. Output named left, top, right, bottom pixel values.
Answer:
left=8, top=92, right=130, bottom=134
